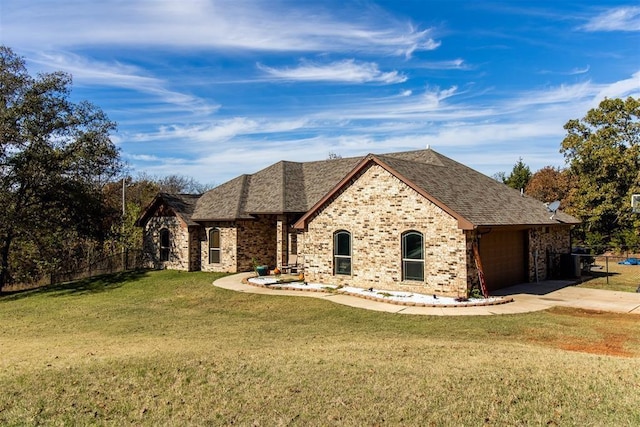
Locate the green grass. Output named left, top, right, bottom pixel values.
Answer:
left=1, top=270, right=639, bottom=425
left=577, top=259, right=640, bottom=292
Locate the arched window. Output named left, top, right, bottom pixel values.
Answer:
left=209, top=228, right=221, bottom=264
left=333, top=230, right=352, bottom=275
left=159, top=228, right=170, bottom=261
left=402, top=231, right=424, bottom=281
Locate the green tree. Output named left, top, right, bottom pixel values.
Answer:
left=0, top=46, right=121, bottom=289
left=101, top=174, right=212, bottom=256
left=503, top=158, right=532, bottom=190
left=560, top=96, right=640, bottom=249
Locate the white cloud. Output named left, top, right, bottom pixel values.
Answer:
left=568, top=65, right=590, bottom=75
left=581, top=6, right=640, bottom=32
left=126, top=154, right=164, bottom=162
left=129, top=117, right=310, bottom=145
left=422, top=86, right=459, bottom=107
left=595, top=70, right=640, bottom=100
left=257, top=60, right=407, bottom=84
left=511, top=81, right=595, bottom=107
left=416, top=58, right=469, bottom=70
left=28, top=51, right=219, bottom=116
left=2, top=0, right=439, bottom=57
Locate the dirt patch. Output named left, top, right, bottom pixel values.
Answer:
left=549, top=306, right=640, bottom=322
left=557, top=332, right=634, bottom=357
left=526, top=307, right=640, bottom=358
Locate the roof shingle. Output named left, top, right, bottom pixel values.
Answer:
left=190, top=148, right=580, bottom=228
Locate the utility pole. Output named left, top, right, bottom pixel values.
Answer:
left=122, top=177, right=126, bottom=269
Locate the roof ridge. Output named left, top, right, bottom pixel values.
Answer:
left=376, top=154, right=443, bottom=165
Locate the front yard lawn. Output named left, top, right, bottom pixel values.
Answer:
left=1, top=270, right=639, bottom=425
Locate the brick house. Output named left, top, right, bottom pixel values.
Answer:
left=136, top=148, right=579, bottom=296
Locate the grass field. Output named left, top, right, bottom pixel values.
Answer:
left=1, top=270, right=639, bottom=426
left=577, top=258, right=640, bottom=293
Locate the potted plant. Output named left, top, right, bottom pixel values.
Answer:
left=252, top=258, right=269, bottom=276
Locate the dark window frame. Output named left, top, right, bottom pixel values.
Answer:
left=333, top=230, right=352, bottom=276
left=402, top=231, right=424, bottom=281
left=209, top=228, right=221, bottom=264
left=159, top=228, right=170, bottom=262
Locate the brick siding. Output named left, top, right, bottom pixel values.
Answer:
left=301, top=164, right=468, bottom=297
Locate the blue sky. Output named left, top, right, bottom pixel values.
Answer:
left=2, top=1, right=639, bottom=185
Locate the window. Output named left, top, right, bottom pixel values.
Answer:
left=333, top=230, right=351, bottom=275
left=209, top=228, right=221, bottom=264
left=159, top=228, right=170, bottom=262
left=402, top=231, right=424, bottom=281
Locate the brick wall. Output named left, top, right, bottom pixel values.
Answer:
left=197, top=217, right=278, bottom=273
left=301, top=164, right=468, bottom=297
left=200, top=222, right=238, bottom=273
left=237, top=216, right=277, bottom=271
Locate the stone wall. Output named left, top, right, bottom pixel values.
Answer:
left=301, top=164, right=468, bottom=296
left=527, top=226, right=572, bottom=281
left=464, top=231, right=480, bottom=293
left=143, top=216, right=192, bottom=271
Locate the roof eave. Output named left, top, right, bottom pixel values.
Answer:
left=191, top=215, right=255, bottom=222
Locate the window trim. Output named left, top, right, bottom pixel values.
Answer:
left=402, top=231, right=424, bottom=282
left=209, top=228, right=221, bottom=264
left=333, top=230, right=352, bottom=276
left=159, top=228, right=170, bottom=262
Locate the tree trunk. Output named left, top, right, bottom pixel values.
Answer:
left=0, top=233, right=13, bottom=292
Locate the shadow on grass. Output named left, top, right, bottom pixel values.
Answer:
left=0, top=269, right=150, bottom=301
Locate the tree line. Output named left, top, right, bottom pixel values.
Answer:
left=497, top=96, right=640, bottom=251
left=1, top=44, right=638, bottom=290
left=0, top=46, right=211, bottom=291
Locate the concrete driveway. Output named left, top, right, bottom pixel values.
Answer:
left=213, top=273, right=640, bottom=316
left=492, top=280, right=640, bottom=315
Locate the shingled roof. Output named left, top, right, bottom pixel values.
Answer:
left=191, top=156, right=362, bottom=220
left=189, top=148, right=579, bottom=229
left=295, top=150, right=579, bottom=230
left=135, top=193, right=201, bottom=227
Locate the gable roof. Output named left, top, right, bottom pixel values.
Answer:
left=135, top=193, right=201, bottom=227
left=294, top=150, right=580, bottom=230
left=189, top=147, right=579, bottom=229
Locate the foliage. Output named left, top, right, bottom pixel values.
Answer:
left=0, top=46, right=122, bottom=289
left=468, top=286, right=483, bottom=299
left=137, top=172, right=215, bottom=194
left=560, top=97, right=640, bottom=249
left=525, top=166, right=573, bottom=205
left=492, top=171, right=506, bottom=183
left=99, top=173, right=212, bottom=258
left=503, top=157, right=532, bottom=190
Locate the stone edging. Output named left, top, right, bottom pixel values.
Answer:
left=243, top=278, right=514, bottom=308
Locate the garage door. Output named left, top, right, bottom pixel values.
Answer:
left=479, top=231, right=527, bottom=291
